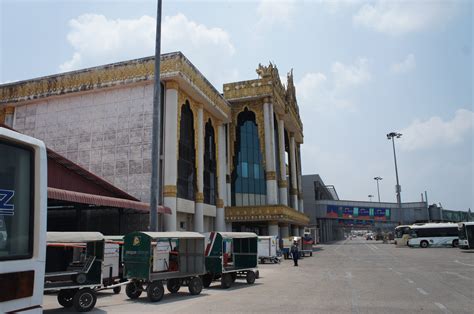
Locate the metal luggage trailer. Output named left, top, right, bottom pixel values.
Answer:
left=44, top=232, right=105, bottom=312
left=101, top=236, right=127, bottom=294
left=123, top=231, right=206, bottom=302
left=203, top=232, right=259, bottom=289
left=257, top=236, right=281, bottom=264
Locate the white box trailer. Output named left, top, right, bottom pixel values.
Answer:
left=257, top=236, right=280, bottom=264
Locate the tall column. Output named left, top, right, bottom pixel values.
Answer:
left=263, top=98, right=278, bottom=204
left=194, top=106, right=204, bottom=233
left=299, top=227, right=305, bottom=237
left=289, top=134, right=299, bottom=211
left=216, top=123, right=227, bottom=231
left=268, top=221, right=279, bottom=237
left=4, top=106, right=14, bottom=127
left=297, top=144, right=304, bottom=213
left=280, top=224, right=289, bottom=238
left=163, top=82, right=179, bottom=231
left=291, top=225, right=299, bottom=237
left=277, top=118, right=288, bottom=206
left=225, top=124, right=232, bottom=232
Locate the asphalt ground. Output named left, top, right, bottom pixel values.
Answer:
left=43, top=238, right=474, bottom=313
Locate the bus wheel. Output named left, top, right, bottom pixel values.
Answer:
left=420, top=241, right=429, bottom=248
left=147, top=281, right=164, bottom=302
left=125, top=281, right=142, bottom=299
left=246, top=271, right=256, bottom=284
left=452, top=239, right=459, bottom=247
left=57, top=289, right=75, bottom=308
left=73, top=288, right=97, bottom=312
left=113, top=286, right=122, bottom=294
left=221, top=273, right=233, bottom=289
left=188, top=277, right=203, bottom=295
left=202, top=274, right=212, bottom=288
left=167, top=278, right=181, bottom=293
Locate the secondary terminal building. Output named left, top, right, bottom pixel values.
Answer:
left=302, top=174, right=472, bottom=243
left=0, top=52, right=308, bottom=237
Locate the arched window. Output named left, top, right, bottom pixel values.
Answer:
left=231, top=108, right=266, bottom=206
left=204, top=119, right=217, bottom=205
left=177, top=101, right=196, bottom=200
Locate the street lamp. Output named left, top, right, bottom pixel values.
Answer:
left=368, top=194, right=374, bottom=202
left=387, top=132, right=402, bottom=222
left=374, top=176, right=383, bottom=202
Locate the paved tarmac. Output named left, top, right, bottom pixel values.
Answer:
left=43, top=238, right=474, bottom=313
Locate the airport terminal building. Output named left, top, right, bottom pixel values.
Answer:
left=0, top=52, right=308, bottom=237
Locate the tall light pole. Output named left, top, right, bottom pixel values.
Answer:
left=374, top=176, right=382, bottom=202
left=387, top=132, right=402, bottom=222
left=368, top=194, right=374, bottom=202
left=149, top=0, right=163, bottom=231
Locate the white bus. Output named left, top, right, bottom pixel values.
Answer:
left=0, top=127, right=47, bottom=313
left=408, top=223, right=459, bottom=248
left=458, top=222, right=474, bottom=250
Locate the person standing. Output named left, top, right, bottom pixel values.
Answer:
left=290, top=241, right=299, bottom=266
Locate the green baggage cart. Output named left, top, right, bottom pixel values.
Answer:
left=123, top=231, right=205, bottom=302
left=202, top=232, right=259, bottom=289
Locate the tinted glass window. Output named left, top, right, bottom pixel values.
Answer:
left=177, top=102, right=196, bottom=201
left=0, top=141, right=33, bottom=260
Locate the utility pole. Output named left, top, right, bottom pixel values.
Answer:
left=374, top=176, right=382, bottom=202
left=149, top=0, right=163, bottom=231
left=387, top=132, right=402, bottom=223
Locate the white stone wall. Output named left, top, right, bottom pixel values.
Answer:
left=13, top=82, right=154, bottom=201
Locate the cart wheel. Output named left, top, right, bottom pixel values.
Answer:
left=73, top=288, right=97, bottom=312
left=202, top=274, right=212, bottom=288
left=255, top=270, right=260, bottom=279
left=113, top=286, right=122, bottom=294
left=246, top=271, right=256, bottom=284
left=231, top=272, right=237, bottom=283
left=57, top=289, right=75, bottom=308
left=125, top=281, right=142, bottom=299
left=188, top=277, right=203, bottom=295
left=221, top=273, right=233, bottom=289
left=147, top=281, right=164, bottom=302
left=167, top=278, right=181, bottom=293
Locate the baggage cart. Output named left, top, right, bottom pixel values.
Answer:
left=123, top=231, right=205, bottom=302
left=257, top=236, right=280, bottom=264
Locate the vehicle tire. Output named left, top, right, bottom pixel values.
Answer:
left=221, top=273, right=233, bottom=289
left=73, top=288, right=97, bottom=312
left=167, top=278, right=181, bottom=293
left=255, top=270, right=260, bottom=279
left=57, top=289, right=75, bottom=308
left=420, top=241, right=429, bottom=248
left=125, top=281, right=142, bottom=299
left=202, top=274, right=212, bottom=288
left=246, top=271, right=256, bottom=284
left=230, top=272, right=237, bottom=283
left=188, top=277, right=203, bottom=295
left=113, top=286, right=122, bottom=294
left=452, top=239, right=459, bottom=248
left=147, top=281, right=164, bottom=302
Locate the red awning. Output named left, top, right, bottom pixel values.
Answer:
left=48, top=187, right=171, bottom=214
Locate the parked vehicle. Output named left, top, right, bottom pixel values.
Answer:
left=44, top=232, right=105, bottom=312
left=203, top=232, right=258, bottom=289
left=366, top=233, right=374, bottom=240
left=257, top=236, right=280, bottom=263
left=123, top=231, right=205, bottom=302
left=458, top=222, right=474, bottom=249
left=408, top=223, right=459, bottom=248
left=301, top=234, right=314, bottom=257
left=0, top=127, right=47, bottom=314
left=102, top=236, right=127, bottom=294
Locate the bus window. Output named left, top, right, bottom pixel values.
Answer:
left=0, top=141, right=34, bottom=260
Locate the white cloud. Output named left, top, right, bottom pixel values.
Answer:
left=331, top=58, right=371, bottom=89
left=399, top=109, right=473, bottom=151
left=353, top=0, right=456, bottom=36
left=60, top=13, right=236, bottom=88
left=390, top=54, right=416, bottom=74
left=257, top=0, right=296, bottom=28
left=296, top=58, right=371, bottom=113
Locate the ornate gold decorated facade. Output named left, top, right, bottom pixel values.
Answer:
left=226, top=205, right=309, bottom=226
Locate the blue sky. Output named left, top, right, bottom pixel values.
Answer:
left=1, top=0, right=472, bottom=210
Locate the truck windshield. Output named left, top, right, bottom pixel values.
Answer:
left=0, top=141, right=34, bottom=260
